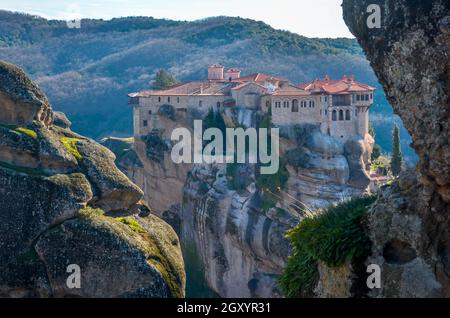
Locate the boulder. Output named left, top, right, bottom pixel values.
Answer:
left=0, top=60, right=52, bottom=127
left=0, top=61, right=185, bottom=298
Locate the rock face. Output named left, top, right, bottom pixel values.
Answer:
left=109, top=106, right=373, bottom=297
left=0, top=61, right=185, bottom=298
left=182, top=164, right=298, bottom=298
left=0, top=61, right=52, bottom=127
left=343, top=0, right=450, bottom=297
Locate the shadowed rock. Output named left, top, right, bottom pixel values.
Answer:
left=0, top=61, right=185, bottom=298
left=343, top=0, right=450, bottom=297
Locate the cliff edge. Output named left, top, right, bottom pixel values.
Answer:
left=343, top=0, right=450, bottom=297
left=0, top=60, right=185, bottom=298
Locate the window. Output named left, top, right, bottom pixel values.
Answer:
left=168, top=97, right=171, bottom=103
left=266, top=100, right=270, bottom=108
left=339, top=110, right=344, bottom=121
left=199, top=100, right=203, bottom=107
left=143, top=120, right=148, bottom=127
left=301, top=101, right=307, bottom=108
left=356, top=95, right=360, bottom=101
left=217, top=102, right=221, bottom=108
left=148, top=110, right=152, bottom=115
left=325, top=110, right=328, bottom=115
left=355, top=109, right=358, bottom=116
left=332, top=110, right=337, bottom=121
left=283, top=101, right=289, bottom=108
left=158, top=97, right=161, bottom=103
left=309, top=101, right=315, bottom=108
left=346, top=109, right=351, bottom=120
left=129, top=97, right=139, bottom=105
left=177, top=97, right=180, bottom=103
left=325, top=96, right=328, bottom=102
left=292, top=99, right=299, bottom=112
left=370, top=94, right=373, bottom=99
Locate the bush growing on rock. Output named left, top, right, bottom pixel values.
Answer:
left=280, top=195, right=376, bottom=297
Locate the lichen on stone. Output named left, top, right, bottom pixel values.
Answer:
left=60, top=137, right=82, bottom=160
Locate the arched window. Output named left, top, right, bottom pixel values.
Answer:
left=292, top=99, right=299, bottom=112
left=266, top=100, right=270, bottom=108
left=283, top=101, right=289, bottom=108
left=346, top=109, right=351, bottom=120
left=332, top=110, right=337, bottom=121
left=309, top=101, right=315, bottom=108
left=339, top=110, right=344, bottom=121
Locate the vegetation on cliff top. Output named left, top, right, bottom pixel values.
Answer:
left=280, top=195, right=376, bottom=298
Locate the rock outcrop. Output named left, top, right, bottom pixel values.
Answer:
left=108, top=105, right=373, bottom=297
left=343, top=0, right=450, bottom=297
left=0, top=61, right=185, bottom=298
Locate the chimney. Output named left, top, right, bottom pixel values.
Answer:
left=208, top=64, right=224, bottom=80
left=325, top=74, right=330, bottom=81
left=350, top=75, right=355, bottom=82
left=224, top=68, right=241, bottom=81
left=342, top=74, right=348, bottom=81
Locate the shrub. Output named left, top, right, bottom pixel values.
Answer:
left=142, top=132, right=169, bottom=162
left=285, top=148, right=311, bottom=169
left=280, top=195, right=377, bottom=297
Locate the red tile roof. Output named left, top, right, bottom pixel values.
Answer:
left=299, top=75, right=375, bottom=95
left=237, top=73, right=287, bottom=83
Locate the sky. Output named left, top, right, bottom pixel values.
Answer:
left=0, top=0, right=353, bottom=38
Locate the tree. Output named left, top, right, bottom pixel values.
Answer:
left=371, top=144, right=381, bottom=161
left=152, top=69, right=177, bottom=90
left=369, top=121, right=375, bottom=139
left=390, top=124, right=403, bottom=177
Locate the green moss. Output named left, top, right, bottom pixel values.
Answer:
left=14, top=127, right=37, bottom=139
left=116, top=217, right=145, bottom=234
left=279, top=195, right=377, bottom=297
left=60, top=137, right=82, bottom=160
left=0, top=123, right=38, bottom=139
left=79, top=207, right=104, bottom=218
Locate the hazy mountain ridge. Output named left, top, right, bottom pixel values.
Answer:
left=0, top=10, right=416, bottom=161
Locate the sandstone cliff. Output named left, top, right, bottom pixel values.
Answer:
left=339, top=0, right=450, bottom=297
left=107, top=106, right=373, bottom=297
left=0, top=60, right=185, bottom=298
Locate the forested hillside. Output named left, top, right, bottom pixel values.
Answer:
left=0, top=10, right=416, bottom=162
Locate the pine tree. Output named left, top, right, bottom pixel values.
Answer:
left=152, top=69, right=177, bottom=90
left=390, top=124, right=403, bottom=176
